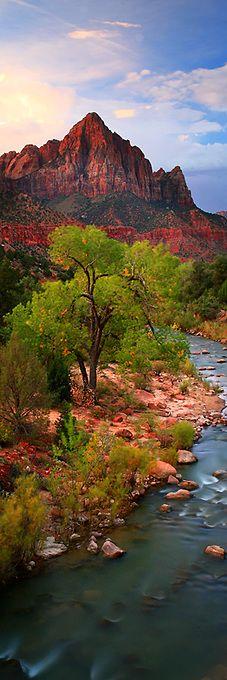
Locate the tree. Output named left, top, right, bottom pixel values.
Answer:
left=10, top=226, right=188, bottom=403
left=0, top=333, right=48, bottom=433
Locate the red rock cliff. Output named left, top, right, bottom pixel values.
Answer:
left=0, top=112, right=193, bottom=207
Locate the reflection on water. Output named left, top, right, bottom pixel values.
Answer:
left=0, top=336, right=227, bottom=680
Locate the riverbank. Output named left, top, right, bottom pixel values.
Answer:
left=38, top=356, right=225, bottom=560
left=1, top=334, right=227, bottom=680
left=0, top=339, right=226, bottom=578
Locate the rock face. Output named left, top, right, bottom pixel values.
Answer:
left=1, top=112, right=227, bottom=259
left=204, top=545, right=225, bottom=559
left=0, top=113, right=193, bottom=206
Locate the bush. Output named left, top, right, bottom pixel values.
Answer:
left=47, top=354, right=71, bottom=404
left=53, top=404, right=89, bottom=465
left=171, top=421, right=195, bottom=450
left=183, top=357, right=198, bottom=377
left=179, top=379, right=190, bottom=395
left=0, top=475, right=46, bottom=582
left=0, top=333, right=48, bottom=434
left=159, top=447, right=178, bottom=466
left=0, top=421, right=13, bottom=446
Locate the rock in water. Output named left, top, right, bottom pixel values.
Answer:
left=213, top=470, right=227, bottom=479
left=204, top=545, right=225, bottom=559
left=160, top=504, right=172, bottom=513
left=167, top=474, right=179, bottom=484
left=177, top=450, right=198, bottom=464
left=149, top=460, right=177, bottom=479
left=180, top=480, right=199, bottom=491
left=101, top=539, right=125, bottom=559
left=166, top=489, right=191, bottom=500
left=36, top=536, right=67, bottom=559
left=87, top=538, right=99, bottom=554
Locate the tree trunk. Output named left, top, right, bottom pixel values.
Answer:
left=89, top=358, right=97, bottom=405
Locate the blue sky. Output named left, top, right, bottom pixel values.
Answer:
left=0, top=0, right=227, bottom=210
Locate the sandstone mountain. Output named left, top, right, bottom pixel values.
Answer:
left=0, top=112, right=227, bottom=258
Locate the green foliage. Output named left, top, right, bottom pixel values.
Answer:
left=0, top=475, right=46, bottom=582
left=171, top=421, right=195, bottom=450
left=0, top=333, right=48, bottom=434
left=179, top=379, right=190, bottom=394
left=10, top=228, right=189, bottom=398
left=192, top=292, right=220, bottom=321
left=118, top=326, right=189, bottom=375
left=159, top=447, right=178, bottom=466
left=53, top=405, right=89, bottom=465
left=0, top=421, right=13, bottom=446
left=175, top=255, right=227, bottom=331
left=47, top=354, right=71, bottom=404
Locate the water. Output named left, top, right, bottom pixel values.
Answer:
left=1, top=336, right=227, bottom=680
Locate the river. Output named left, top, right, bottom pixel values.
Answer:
left=0, top=336, right=227, bottom=680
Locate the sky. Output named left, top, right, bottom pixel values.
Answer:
left=0, top=0, right=227, bottom=211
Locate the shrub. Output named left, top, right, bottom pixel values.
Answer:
left=157, top=426, right=173, bottom=448
left=0, top=475, right=46, bottom=582
left=134, top=374, right=151, bottom=391
left=183, top=357, right=198, bottom=377
left=159, top=447, right=178, bottom=466
left=0, top=333, right=48, bottom=435
left=47, top=354, right=71, bottom=404
left=171, top=421, right=195, bottom=450
left=47, top=467, right=79, bottom=537
left=179, top=379, right=190, bottom=395
left=0, top=421, right=13, bottom=446
left=151, top=360, right=166, bottom=375
left=109, top=441, right=150, bottom=479
left=53, top=405, right=89, bottom=466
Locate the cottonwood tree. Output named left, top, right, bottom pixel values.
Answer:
left=10, top=226, right=187, bottom=403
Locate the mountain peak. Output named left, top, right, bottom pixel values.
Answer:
left=0, top=112, right=194, bottom=207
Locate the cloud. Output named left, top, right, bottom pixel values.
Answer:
left=178, top=134, right=189, bottom=142
left=118, top=63, right=227, bottom=112
left=69, top=29, right=108, bottom=41
left=114, top=108, right=136, bottom=118
left=102, top=21, right=141, bottom=29
left=0, top=66, right=75, bottom=152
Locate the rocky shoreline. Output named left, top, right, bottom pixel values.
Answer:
left=35, top=359, right=226, bottom=566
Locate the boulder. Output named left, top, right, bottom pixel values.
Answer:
left=87, top=538, right=99, bottom=554
left=116, top=428, right=134, bottom=440
left=167, top=474, right=179, bottom=484
left=113, top=517, right=125, bottom=527
left=180, top=480, right=199, bottom=491
left=204, top=545, right=225, bottom=559
left=36, top=536, right=67, bottom=559
left=101, top=539, right=125, bottom=559
left=160, top=503, right=172, bottom=512
left=217, top=358, right=226, bottom=364
left=212, top=470, right=227, bottom=479
left=166, top=489, right=191, bottom=500
left=177, top=450, right=198, bottom=464
left=149, top=460, right=177, bottom=479
left=201, top=349, right=210, bottom=354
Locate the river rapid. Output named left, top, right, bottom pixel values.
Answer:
left=0, top=336, right=227, bottom=680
